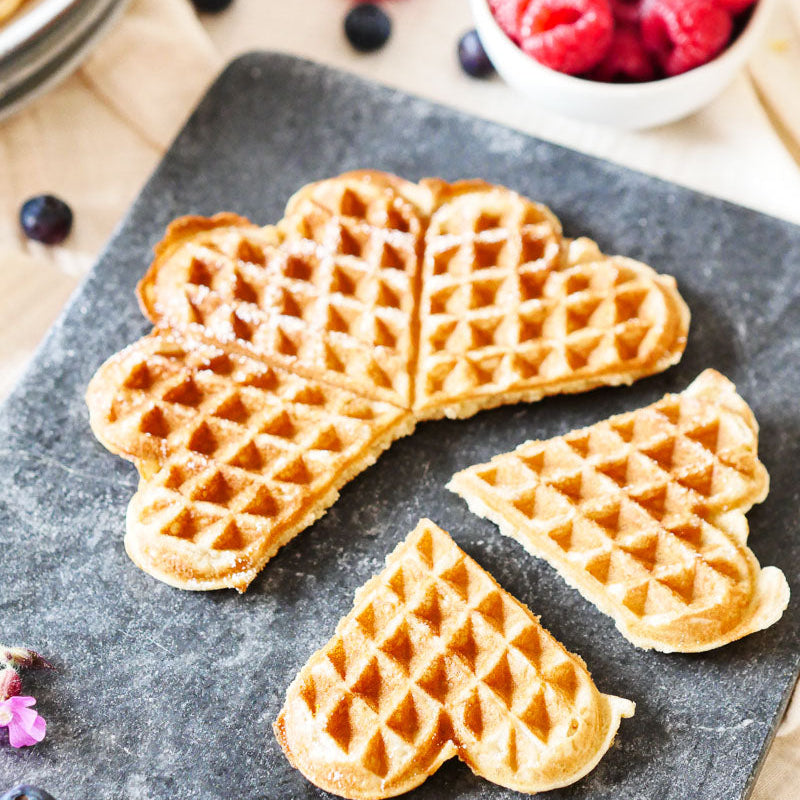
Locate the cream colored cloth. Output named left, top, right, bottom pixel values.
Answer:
left=0, top=0, right=221, bottom=392
left=0, top=1, right=797, bottom=794
left=757, top=687, right=800, bottom=799
left=750, top=1, right=800, bottom=161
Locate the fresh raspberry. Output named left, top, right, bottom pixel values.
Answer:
left=640, top=0, right=732, bottom=76
left=711, top=0, right=755, bottom=13
left=489, top=0, right=529, bottom=42
left=520, top=0, right=614, bottom=75
left=611, top=0, right=642, bottom=24
left=590, top=25, right=657, bottom=81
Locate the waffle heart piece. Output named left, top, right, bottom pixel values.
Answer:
left=137, top=172, right=429, bottom=409
left=275, top=519, right=634, bottom=798
left=88, top=170, right=691, bottom=591
left=449, top=370, right=789, bottom=652
left=415, top=184, right=690, bottom=419
left=87, top=331, right=414, bottom=591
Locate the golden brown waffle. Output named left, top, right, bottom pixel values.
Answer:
left=415, top=186, right=689, bottom=419
left=87, top=331, right=413, bottom=591
left=280, top=170, right=430, bottom=243
left=138, top=173, right=428, bottom=408
left=138, top=174, right=689, bottom=418
left=88, top=170, right=691, bottom=591
left=275, top=519, right=634, bottom=798
left=449, top=370, right=789, bottom=652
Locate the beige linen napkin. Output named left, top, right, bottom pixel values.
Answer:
left=755, top=687, right=800, bottom=799
left=749, top=1, right=800, bottom=162
left=0, top=248, right=77, bottom=392
left=0, top=0, right=219, bottom=394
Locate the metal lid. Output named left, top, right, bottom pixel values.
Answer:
left=0, top=0, right=128, bottom=119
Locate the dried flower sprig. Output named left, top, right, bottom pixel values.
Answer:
left=1, top=647, right=52, bottom=671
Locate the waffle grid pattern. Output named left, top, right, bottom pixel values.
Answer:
left=417, top=225, right=681, bottom=418
left=140, top=175, right=426, bottom=408
left=89, top=171, right=690, bottom=590
left=449, top=370, right=787, bottom=651
left=140, top=174, right=689, bottom=419
left=89, top=333, right=410, bottom=587
left=276, top=521, right=633, bottom=797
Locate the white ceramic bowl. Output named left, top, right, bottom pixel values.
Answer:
left=470, top=0, right=775, bottom=129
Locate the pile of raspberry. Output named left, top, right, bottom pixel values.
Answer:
left=489, top=0, right=756, bottom=81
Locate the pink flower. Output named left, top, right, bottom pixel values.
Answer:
left=0, top=696, right=46, bottom=748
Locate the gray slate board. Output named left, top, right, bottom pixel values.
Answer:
left=1, top=53, right=799, bottom=800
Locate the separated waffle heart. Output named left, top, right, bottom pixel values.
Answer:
left=275, top=519, right=634, bottom=799
left=87, top=331, right=414, bottom=591
left=88, top=170, right=691, bottom=591
left=448, top=370, right=789, bottom=652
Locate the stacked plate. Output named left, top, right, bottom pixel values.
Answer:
left=0, top=0, right=128, bottom=120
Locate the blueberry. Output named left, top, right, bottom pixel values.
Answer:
left=19, top=195, right=73, bottom=245
left=344, top=4, right=391, bottom=53
left=0, top=786, right=57, bottom=800
left=458, top=29, right=494, bottom=78
left=190, top=0, right=233, bottom=11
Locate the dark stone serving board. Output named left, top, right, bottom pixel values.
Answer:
left=1, top=53, right=799, bottom=800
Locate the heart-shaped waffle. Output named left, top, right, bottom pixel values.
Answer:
left=415, top=185, right=690, bottom=419
left=137, top=172, right=429, bottom=409
left=87, top=331, right=414, bottom=591
left=87, top=171, right=690, bottom=590
left=275, top=519, right=635, bottom=799
left=448, top=370, right=789, bottom=651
